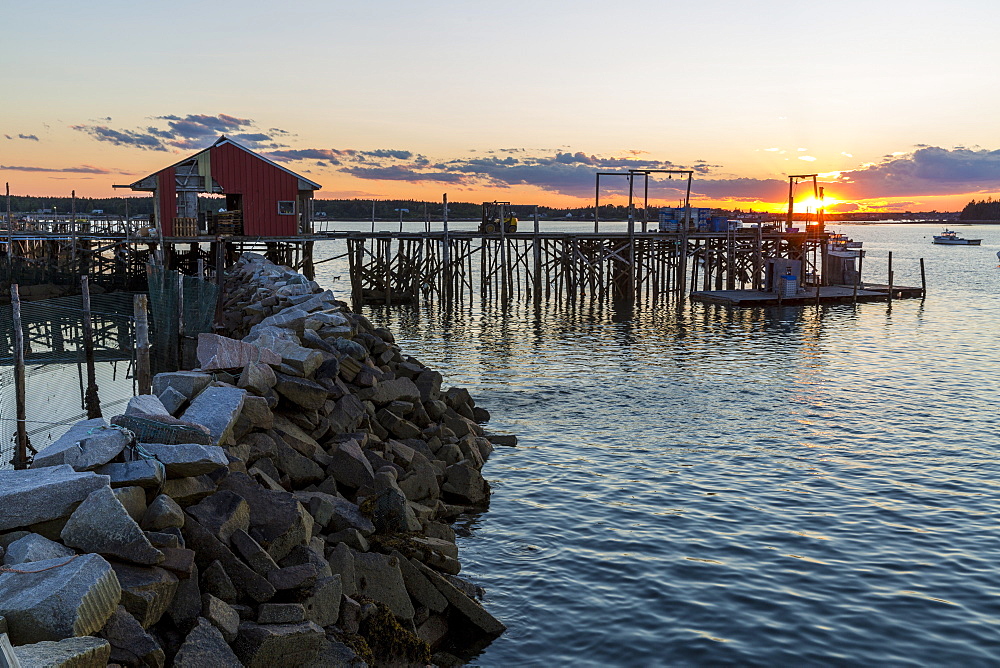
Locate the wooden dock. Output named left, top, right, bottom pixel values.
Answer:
left=690, top=284, right=923, bottom=307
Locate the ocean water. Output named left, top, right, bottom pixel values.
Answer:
left=313, top=223, right=1000, bottom=666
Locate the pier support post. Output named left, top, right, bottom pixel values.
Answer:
left=81, top=276, right=102, bottom=419
left=920, top=258, right=926, bottom=297
left=10, top=284, right=29, bottom=469
left=134, top=294, right=151, bottom=395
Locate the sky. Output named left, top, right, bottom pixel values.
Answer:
left=4, top=0, right=1000, bottom=213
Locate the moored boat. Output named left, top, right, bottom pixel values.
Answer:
left=932, top=229, right=981, bottom=245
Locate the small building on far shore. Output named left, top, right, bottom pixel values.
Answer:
left=122, top=136, right=322, bottom=237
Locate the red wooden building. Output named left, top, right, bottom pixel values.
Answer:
left=126, top=136, right=321, bottom=237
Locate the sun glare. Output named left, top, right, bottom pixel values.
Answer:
left=794, top=195, right=841, bottom=213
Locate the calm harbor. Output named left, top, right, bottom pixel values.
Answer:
left=312, top=222, right=1000, bottom=665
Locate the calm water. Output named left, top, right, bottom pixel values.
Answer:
left=314, top=223, right=1000, bottom=666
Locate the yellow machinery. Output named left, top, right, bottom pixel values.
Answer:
left=480, top=201, right=517, bottom=234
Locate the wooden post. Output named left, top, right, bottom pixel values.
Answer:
left=71, top=189, right=78, bottom=265
left=887, top=251, right=893, bottom=303
left=81, top=276, right=102, bottom=418
left=5, top=182, right=10, bottom=260
left=177, top=272, right=186, bottom=367
left=134, top=294, right=151, bottom=394
left=124, top=198, right=130, bottom=237
left=920, top=257, right=926, bottom=296
left=11, top=284, right=29, bottom=469
left=371, top=200, right=376, bottom=234
left=443, top=193, right=451, bottom=302
left=853, top=253, right=864, bottom=303
left=213, top=241, right=225, bottom=331
left=533, top=206, right=541, bottom=303
left=594, top=178, right=600, bottom=233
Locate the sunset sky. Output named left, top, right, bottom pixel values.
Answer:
left=4, top=0, right=1000, bottom=213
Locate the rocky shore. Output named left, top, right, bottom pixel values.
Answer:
left=0, top=253, right=509, bottom=667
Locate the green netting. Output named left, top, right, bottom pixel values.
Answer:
left=147, top=266, right=219, bottom=372
left=111, top=414, right=212, bottom=445
left=0, top=292, right=138, bottom=469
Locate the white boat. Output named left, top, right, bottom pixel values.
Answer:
left=933, top=229, right=981, bottom=245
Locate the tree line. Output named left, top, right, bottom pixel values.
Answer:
left=959, top=198, right=1000, bottom=220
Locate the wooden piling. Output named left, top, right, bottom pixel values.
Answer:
left=81, top=276, right=102, bottom=418
left=887, top=251, right=893, bottom=303
left=920, top=258, right=926, bottom=296
left=11, top=284, right=29, bottom=469
left=134, top=294, right=151, bottom=395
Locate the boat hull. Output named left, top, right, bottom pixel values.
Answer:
left=933, top=238, right=981, bottom=245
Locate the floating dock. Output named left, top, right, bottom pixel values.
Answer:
left=690, top=283, right=924, bottom=306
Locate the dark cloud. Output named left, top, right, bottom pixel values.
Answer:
left=266, top=148, right=348, bottom=165
left=340, top=165, right=469, bottom=183
left=833, top=147, right=1000, bottom=197
left=71, top=125, right=167, bottom=151
left=361, top=149, right=413, bottom=160
left=1, top=164, right=112, bottom=174
left=18, top=134, right=39, bottom=141
left=157, top=113, right=253, bottom=140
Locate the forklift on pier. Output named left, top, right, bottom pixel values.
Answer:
left=480, top=201, right=518, bottom=234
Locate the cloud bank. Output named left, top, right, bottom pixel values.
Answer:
left=68, top=114, right=1000, bottom=204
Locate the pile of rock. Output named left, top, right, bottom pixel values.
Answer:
left=0, top=253, right=508, bottom=667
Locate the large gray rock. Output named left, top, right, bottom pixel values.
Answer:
left=3, top=533, right=76, bottom=566
left=326, top=394, right=367, bottom=435
left=353, top=551, right=415, bottom=620
left=0, top=553, right=121, bottom=645
left=98, top=605, right=165, bottom=667
left=95, top=460, right=165, bottom=490
left=217, top=473, right=314, bottom=562
left=139, top=442, right=228, bottom=478
left=180, top=387, right=247, bottom=445
left=413, top=559, right=506, bottom=637
left=295, top=575, right=341, bottom=627
left=230, top=529, right=279, bottom=576
left=166, top=561, right=201, bottom=628
left=326, top=542, right=357, bottom=597
left=181, top=515, right=276, bottom=604
left=326, top=497, right=375, bottom=535
left=198, top=333, right=281, bottom=370
left=158, top=385, right=188, bottom=415
left=273, top=373, right=328, bottom=411
left=141, top=494, right=185, bottom=531
left=272, top=439, right=325, bottom=487
left=173, top=617, right=242, bottom=668
left=391, top=550, right=447, bottom=613
left=187, top=491, right=250, bottom=543
left=201, top=593, right=240, bottom=643
left=152, top=371, right=212, bottom=400
left=161, top=475, right=217, bottom=506
left=233, top=621, right=325, bottom=668
left=113, top=486, right=148, bottom=523
left=111, top=563, right=179, bottom=629
left=0, top=466, right=110, bottom=531
left=12, top=636, right=111, bottom=667
left=442, top=460, right=489, bottom=505
left=60, top=486, right=164, bottom=566
left=326, top=439, right=374, bottom=490
left=31, top=419, right=129, bottom=471
left=238, top=361, right=278, bottom=395
left=361, top=376, right=421, bottom=406
left=124, top=394, right=172, bottom=419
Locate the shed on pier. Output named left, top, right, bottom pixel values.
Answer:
left=122, top=136, right=322, bottom=237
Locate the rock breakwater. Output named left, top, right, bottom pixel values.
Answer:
left=0, top=253, right=507, bottom=667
